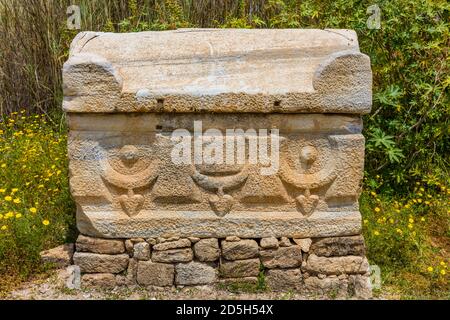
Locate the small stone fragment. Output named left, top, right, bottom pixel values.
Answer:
left=133, top=242, right=150, bottom=260
left=194, top=238, right=220, bottom=262
left=125, top=240, right=134, bottom=255
left=225, top=236, right=240, bottom=242
left=260, top=237, right=279, bottom=249
left=279, top=237, right=292, bottom=247
left=188, top=237, right=201, bottom=243
left=293, top=238, right=312, bottom=253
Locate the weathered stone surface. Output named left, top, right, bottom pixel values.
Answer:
left=349, top=275, right=372, bottom=299
left=151, top=248, right=193, bottom=263
left=153, top=238, right=191, bottom=251
left=304, top=276, right=349, bottom=298
left=225, top=236, right=241, bottom=242
left=266, top=269, right=302, bottom=291
left=76, top=235, right=125, bottom=254
left=221, top=239, right=259, bottom=260
left=40, top=243, right=74, bottom=267
left=194, top=238, right=220, bottom=262
left=81, top=273, right=116, bottom=288
left=125, top=258, right=138, bottom=285
left=125, top=239, right=134, bottom=255
left=220, top=259, right=260, bottom=278
left=137, top=261, right=174, bottom=286
left=279, top=237, right=292, bottom=247
left=146, top=238, right=157, bottom=245
left=304, top=254, right=369, bottom=275
left=73, top=252, right=129, bottom=273
left=133, top=242, right=150, bottom=260
left=219, top=277, right=259, bottom=286
left=188, top=237, right=200, bottom=243
left=260, top=237, right=279, bottom=249
left=66, top=29, right=370, bottom=240
left=310, top=235, right=366, bottom=257
left=64, top=29, right=371, bottom=114
left=260, top=246, right=302, bottom=269
left=293, top=238, right=312, bottom=253
left=175, top=262, right=217, bottom=285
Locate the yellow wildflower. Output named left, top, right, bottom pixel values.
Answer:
left=11, top=188, right=18, bottom=193
left=374, top=207, right=381, bottom=213
left=1, top=225, right=7, bottom=231
left=29, top=207, right=37, bottom=213
left=427, top=266, right=433, bottom=272
left=373, top=230, right=380, bottom=236
left=4, top=196, right=12, bottom=201
left=15, top=213, right=22, bottom=219
left=42, top=219, right=50, bottom=226
left=441, top=270, right=446, bottom=276
left=1, top=164, right=6, bottom=168
left=408, top=224, right=413, bottom=229
left=0, top=188, right=5, bottom=193
left=440, top=261, right=446, bottom=266
left=13, top=198, right=21, bottom=204
left=409, top=218, right=414, bottom=223
left=420, top=217, right=425, bottom=222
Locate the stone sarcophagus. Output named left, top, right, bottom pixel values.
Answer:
left=64, top=29, right=373, bottom=296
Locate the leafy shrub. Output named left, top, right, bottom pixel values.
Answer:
left=0, top=112, right=75, bottom=291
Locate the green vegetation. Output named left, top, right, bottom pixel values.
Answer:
left=0, top=0, right=448, bottom=298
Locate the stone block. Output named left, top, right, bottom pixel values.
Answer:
left=175, top=262, right=217, bottom=285
left=194, top=238, right=220, bottom=262
left=76, top=235, right=125, bottom=254
left=219, top=258, right=260, bottom=278
left=153, top=238, right=191, bottom=251
left=137, top=261, right=174, bottom=286
left=260, top=246, right=302, bottom=269
left=40, top=243, right=74, bottom=267
left=73, top=252, right=129, bottom=273
left=310, top=235, right=366, bottom=257
left=221, top=239, right=259, bottom=260
left=304, top=254, right=369, bottom=275
left=151, top=248, right=193, bottom=263
left=133, top=242, right=150, bottom=260
left=266, top=269, right=302, bottom=291
left=81, top=273, right=116, bottom=288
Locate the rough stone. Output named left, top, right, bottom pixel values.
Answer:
left=40, top=243, right=74, bottom=267
left=133, top=242, right=150, bottom=260
left=220, top=258, right=260, bottom=278
left=146, top=238, right=157, bottom=245
left=293, top=238, right=312, bottom=253
left=73, top=252, right=129, bottom=273
left=260, top=246, right=302, bottom=269
left=188, top=237, right=201, bottom=243
left=225, top=236, right=241, bottom=242
left=125, top=258, right=138, bottom=285
left=266, top=269, right=302, bottom=291
left=260, top=237, right=279, bottom=249
left=219, top=277, right=259, bottom=286
left=81, top=273, right=116, bottom=288
left=310, top=235, right=366, bottom=257
left=175, top=262, right=217, bottom=285
left=76, top=235, right=125, bottom=254
left=194, top=238, right=220, bottom=262
left=304, top=254, right=369, bottom=275
left=279, top=237, right=292, bottom=247
left=304, top=276, right=349, bottom=298
left=153, top=238, right=191, bottom=251
left=349, top=275, right=373, bottom=299
left=221, top=239, right=259, bottom=260
left=152, top=248, right=193, bottom=263
left=125, top=239, right=134, bottom=255
left=137, top=261, right=174, bottom=286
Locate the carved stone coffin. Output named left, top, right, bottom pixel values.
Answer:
left=63, top=29, right=372, bottom=239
